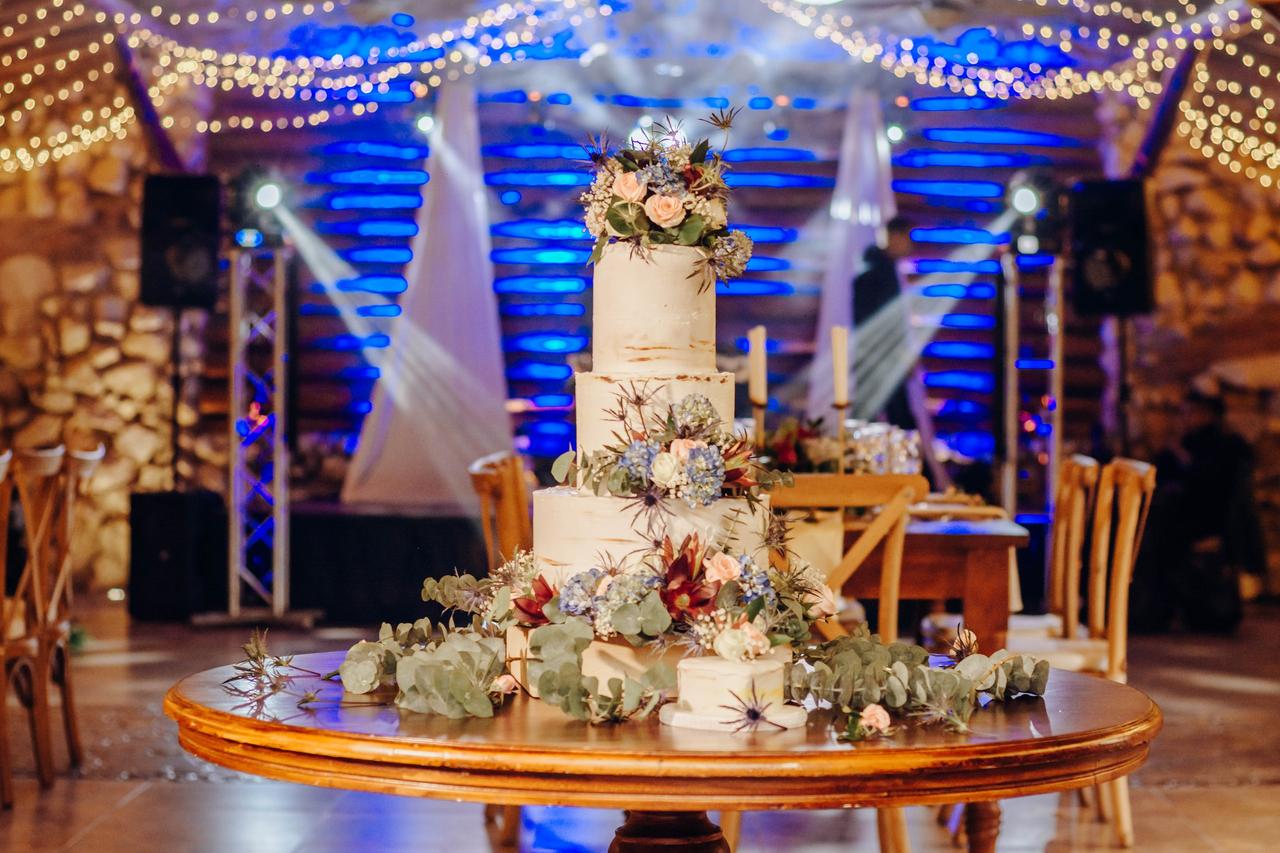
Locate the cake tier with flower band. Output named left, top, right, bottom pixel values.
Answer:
left=531, top=486, right=769, bottom=589
left=575, top=371, right=735, bottom=456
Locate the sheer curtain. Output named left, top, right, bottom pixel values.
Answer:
left=805, top=91, right=897, bottom=421
left=341, top=80, right=511, bottom=513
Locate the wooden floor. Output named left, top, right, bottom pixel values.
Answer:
left=2, top=600, right=1278, bottom=852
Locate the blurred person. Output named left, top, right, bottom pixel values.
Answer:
left=852, top=215, right=916, bottom=430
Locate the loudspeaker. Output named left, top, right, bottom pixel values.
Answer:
left=1069, top=179, right=1152, bottom=317
left=140, top=174, right=221, bottom=309
left=128, top=490, right=227, bottom=621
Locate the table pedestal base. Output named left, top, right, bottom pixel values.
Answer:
left=965, top=801, right=1002, bottom=853
left=609, top=810, right=730, bottom=853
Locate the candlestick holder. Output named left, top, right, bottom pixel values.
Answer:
left=832, top=402, right=849, bottom=474
left=752, top=402, right=766, bottom=452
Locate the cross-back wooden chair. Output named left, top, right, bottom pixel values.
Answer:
left=5, top=445, right=66, bottom=789
left=1008, top=458, right=1156, bottom=847
left=468, top=450, right=533, bottom=853
left=1008, top=454, right=1100, bottom=641
left=468, top=450, right=533, bottom=571
left=0, top=447, right=15, bottom=807
left=767, top=472, right=927, bottom=853
left=770, top=473, right=928, bottom=642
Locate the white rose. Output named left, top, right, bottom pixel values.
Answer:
left=805, top=584, right=840, bottom=620
left=491, top=674, right=520, bottom=695
left=669, top=438, right=706, bottom=462
left=704, top=551, right=741, bottom=584
left=650, top=452, right=680, bottom=487
left=644, top=194, right=686, bottom=229
left=702, top=198, right=727, bottom=230
left=741, top=621, right=771, bottom=658
left=614, top=171, right=647, bottom=203
left=713, top=627, right=750, bottom=661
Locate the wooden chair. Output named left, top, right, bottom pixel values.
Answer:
left=1007, top=454, right=1100, bottom=641
left=469, top=450, right=533, bottom=569
left=768, top=472, right=928, bottom=853
left=4, top=446, right=66, bottom=789
left=0, top=448, right=14, bottom=807
left=468, top=451, right=533, bottom=853
left=1007, top=458, right=1156, bottom=847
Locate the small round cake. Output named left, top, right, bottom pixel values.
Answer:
left=659, top=654, right=809, bottom=732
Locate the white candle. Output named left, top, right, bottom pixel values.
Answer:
left=832, top=325, right=849, bottom=408
left=748, top=325, right=767, bottom=406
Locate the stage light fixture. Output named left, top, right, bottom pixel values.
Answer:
left=415, top=114, right=435, bottom=135
left=1010, top=185, right=1042, bottom=216
left=1017, top=234, right=1040, bottom=254
left=886, top=123, right=905, bottom=144
left=235, top=228, right=265, bottom=248
left=254, top=181, right=283, bottom=211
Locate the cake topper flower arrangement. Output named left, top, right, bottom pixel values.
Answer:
left=551, top=386, right=791, bottom=526
left=580, top=109, right=755, bottom=288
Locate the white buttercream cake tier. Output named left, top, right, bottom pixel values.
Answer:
left=532, top=487, right=769, bottom=588
left=659, top=654, right=808, bottom=731
left=592, top=243, right=716, bottom=375
left=574, top=371, right=736, bottom=456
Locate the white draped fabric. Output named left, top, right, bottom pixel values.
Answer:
left=805, top=92, right=898, bottom=421
left=341, top=80, right=511, bottom=513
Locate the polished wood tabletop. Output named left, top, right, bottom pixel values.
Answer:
left=166, top=651, right=1160, bottom=852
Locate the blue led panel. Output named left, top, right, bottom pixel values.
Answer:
left=482, top=143, right=588, bottom=159
left=717, top=279, right=797, bottom=296
left=326, top=275, right=408, bottom=294
left=922, top=128, right=1082, bottom=147
left=746, top=256, right=790, bottom=272
left=893, top=149, right=1051, bottom=169
left=310, top=333, right=392, bottom=350
left=491, top=247, right=592, bottom=265
left=940, top=430, right=996, bottom=459
left=506, top=332, right=588, bottom=353
left=911, top=227, right=1010, bottom=245
left=940, top=313, right=997, bottom=330
left=317, top=219, right=418, bottom=237
left=722, top=148, right=817, bottom=163
left=494, top=275, right=588, bottom=294
left=485, top=170, right=591, bottom=187
left=309, top=168, right=430, bottom=186
left=937, top=399, right=989, bottom=418
left=1016, top=358, right=1055, bottom=369
left=924, top=370, right=995, bottom=392
left=501, top=303, right=586, bottom=317
left=1016, top=254, right=1056, bottom=269
left=340, top=246, right=413, bottom=264
left=322, top=192, right=422, bottom=210
left=733, top=225, right=798, bottom=243
left=299, top=304, right=403, bottom=318
left=530, top=393, right=573, bottom=407
left=724, top=173, right=834, bottom=189
left=508, top=360, right=573, bottom=381
left=733, top=336, right=781, bottom=353
left=914, top=259, right=1002, bottom=274
left=492, top=219, right=590, bottom=240
left=318, top=141, right=428, bottom=160
left=920, top=282, right=996, bottom=299
left=911, top=96, right=1002, bottom=111
left=893, top=179, right=1004, bottom=199
left=923, top=341, right=995, bottom=360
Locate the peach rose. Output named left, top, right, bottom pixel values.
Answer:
left=704, top=551, right=741, bottom=584
left=669, top=438, right=707, bottom=462
left=491, top=674, right=519, bottom=695
left=644, top=194, right=686, bottom=228
left=859, top=703, right=891, bottom=733
left=741, top=621, right=771, bottom=658
left=613, top=171, right=646, bottom=203
left=805, top=584, right=840, bottom=620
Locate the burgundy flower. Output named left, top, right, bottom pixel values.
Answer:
left=658, top=535, right=721, bottom=619
left=513, top=575, right=557, bottom=626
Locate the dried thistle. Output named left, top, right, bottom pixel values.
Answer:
left=582, top=130, right=611, bottom=165
left=719, top=680, right=787, bottom=733
left=950, top=626, right=980, bottom=661
left=700, top=105, right=741, bottom=150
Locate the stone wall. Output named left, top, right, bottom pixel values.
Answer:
left=1097, top=91, right=1280, bottom=590
left=0, top=80, right=210, bottom=589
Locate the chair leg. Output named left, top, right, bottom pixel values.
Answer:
left=53, top=642, right=84, bottom=768
left=483, top=804, right=520, bottom=852
left=12, top=658, right=56, bottom=788
left=1094, top=782, right=1112, bottom=823
left=0, top=662, right=13, bottom=809
left=1109, top=777, right=1134, bottom=848
left=876, top=807, right=910, bottom=853
left=719, top=810, right=742, bottom=851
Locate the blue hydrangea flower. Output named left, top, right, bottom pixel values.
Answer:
left=560, top=568, right=605, bottom=618
left=682, top=444, right=725, bottom=507
left=638, top=162, right=686, bottom=197
left=602, top=568, right=662, bottom=611
left=738, top=556, right=777, bottom=608
left=619, top=440, right=659, bottom=481
left=672, top=394, right=719, bottom=433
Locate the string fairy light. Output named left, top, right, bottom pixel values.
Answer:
left=0, top=98, right=136, bottom=173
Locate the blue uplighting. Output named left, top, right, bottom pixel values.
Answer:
left=310, top=333, right=392, bottom=351
left=716, top=279, right=806, bottom=297
left=329, top=275, right=408, bottom=294
left=937, top=399, right=990, bottom=419
left=506, top=332, right=588, bottom=354
left=322, top=191, right=422, bottom=211
left=893, top=179, right=1004, bottom=199
left=492, top=247, right=592, bottom=265
left=893, top=149, right=1051, bottom=169
left=925, top=371, right=995, bottom=393
left=910, top=96, right=1003, bottom=112
left=746, top=256, right=790, bottom=272
left=500, top=190, right=522, bottom=205
left=309, top=168, right=430, bottom=186
left=724, top=173, right=834, bottom=189
left=1016, top=358, right=1055, bottom=369
left=390, top=12, right=414, bottom=27
left=482, top=143, right=587, bottom=159
left=501, top=303, right=586, bottom=317
left=340, top=246, right=413, bottom=264
left=530, top=393, right=573, bottom=408
left=734, top=336, right=781, bottom=354
left=317, top=218, right=418, bottom=237
left=914, top=259, right=1002, bottom=274
left=733, top=225, right=798, bottom=243
left=1016, top=254, right=1056, bottom=269
left=485, top=170, right=591, bottom=188
left=911, top=227, right=1010, bottom=245
left=234, top=228, right=263, bottom=248
left=922, top=128, right=1082, bottom=147
left=923, top=341, right=995, bottom=360
left=748, top=96, right=773, bottom=110
left=494, top=276, right=588, bottom=294
left=722, top=148, right=816, bottom=163
left=940, top=314, right=997, bottom=330
left=920, top=282, right=997, bottom=299
left=492, top=219, right=589, bottom=240
left=508, top=360, right=573, bottom=382
left=298, top=304, right=403, bottom=319
left=941, top=430, right=996, bottom=459
left=318, top=141, right=428, bottom=160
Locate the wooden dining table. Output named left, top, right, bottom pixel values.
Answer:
left=844, top=516, right=1029, bottom=650
left=167, top=651, right=1160, bottom=853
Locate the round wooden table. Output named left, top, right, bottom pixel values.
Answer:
left=165, top=652, right=1160, bottom=853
